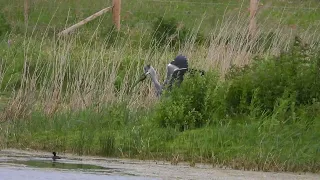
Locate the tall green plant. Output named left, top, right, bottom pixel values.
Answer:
left=0, top=13, right=10, bottom=37
left=152, top=71, right=218, bottom=131
left=224, top=36, right=320, bottom=116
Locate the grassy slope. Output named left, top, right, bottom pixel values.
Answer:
left=1, top=0, right=320, bottom=35
left=3, top=99, right=320, bottom=172
left=0, top=0, right=320, bottom=174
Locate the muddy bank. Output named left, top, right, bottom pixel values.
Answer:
left=0, top=149, right=319, bottom=180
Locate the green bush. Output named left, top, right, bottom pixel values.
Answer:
left=152, top=17, right=204, bottom=48
left=225, top=36, right=320, bottom=116
left=152, top=37, right=320, bottom=131
left=152, top=71, right=219, bottom=131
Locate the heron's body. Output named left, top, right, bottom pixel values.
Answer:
left=143, top=55, right=204, bottom=96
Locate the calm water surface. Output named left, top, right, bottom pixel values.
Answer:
left=0, top=149, right=319, bottom=180
left=0, top=167, right=155, bottom=180
left=0, top=150, right=157, bottom=180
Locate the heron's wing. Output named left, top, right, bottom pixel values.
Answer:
left=162, top=55, right=189, bottom=90
left=171, top=67, right=188, bottom=85
left=163, top=63, right=179, bottom=87
left=170, top=55, right=188, bottom=69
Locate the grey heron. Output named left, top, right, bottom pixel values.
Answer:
left=141, top=55, right=204, bottom=97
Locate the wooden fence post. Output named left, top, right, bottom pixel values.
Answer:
left=24, top=0, right=29, bottom=27
left=58, top=6, right=113, bottom=36
left=112, top=0, right=121, bottom=31
left=249, top=0, right=259, bottom=37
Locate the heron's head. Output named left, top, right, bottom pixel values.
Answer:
left=144, top=64, right=157, bottom=77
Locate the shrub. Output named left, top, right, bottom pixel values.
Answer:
left=152, top=17, right=204, bottom=48
left=152, top=71, right=219, bottom=131
left=152, top=36, right=320, bottom=131
left=224, top=36, right=320, bottom=116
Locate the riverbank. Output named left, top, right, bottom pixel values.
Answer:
left=1, top=149, right=319, bottom=180
left=1, top=1, right=320, bottom=173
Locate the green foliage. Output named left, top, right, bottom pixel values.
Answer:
left=0, top=38, right=53, bottom=92
left=255, top=32, right=276, bottom=52
left=3, top=103, right=320, bottom=172
left=1, top=0, right=320, bottom=173
left=0, top=40, right=25, bottom=91
left=0, top=13, right=10, bottom=37
left=99, top=26, right=127, bottom=48
left=224, top=36, right=320, bottom=116
left=152, top=37, right=320, bottom=132
left=153, top=17, right=185, bottom=47
left=152, top=71, right=219, bottom=131
left=98, top=132, right=116, bottom=156
left=152, top=17, right=205, bottom=48
left=213, top=31, right=277, bottom=54
left=114, top=55, right=144, bottom=95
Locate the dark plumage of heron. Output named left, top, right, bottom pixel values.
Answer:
left=140, top=55, right=204, bottom=96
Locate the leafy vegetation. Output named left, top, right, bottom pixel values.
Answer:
left=152, top=17, right=205, bottom=48
left=1, top=39, right=320, bottom=173
left=0, top=12, right=10, bottom=37
left=0, top=0, right=320, bottom=174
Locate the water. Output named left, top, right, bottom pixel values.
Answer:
left=0, top=167, right=152, bottom=180
left=0, top=150, right=157, bottom=180
left=2, top=159, right=113, bottom=171
left=0, top=149, right=319, bottom=180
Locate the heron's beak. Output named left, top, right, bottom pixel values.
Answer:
left=138, top=73, right=147, bottom=82
left=131, top=73, right=147, bottom=90
left=145, top=71, right=150, bottom=75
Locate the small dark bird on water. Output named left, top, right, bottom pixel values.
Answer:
left=52, top=152, right=61, bottom=161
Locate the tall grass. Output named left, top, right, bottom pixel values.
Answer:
left=0, top=8, right=320, bottom=173
left=0, top=13, right=306, bottom=117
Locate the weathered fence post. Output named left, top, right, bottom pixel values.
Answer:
left=58, top=6, right=112, bottom=36
left=112, top=0, right=121, bottom=31
left=249, top=0, right=259, bottom=37
left=24, top=0, right=29, bottom=27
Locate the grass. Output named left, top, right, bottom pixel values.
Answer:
left=2, top=101, right=320, bottom=172
left=0, top=0, right=320, bottom=174
left=1, top=0, right=320, bottom=35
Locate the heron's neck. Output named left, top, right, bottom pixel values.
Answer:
left=150, top=73, right=162, bottom=96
